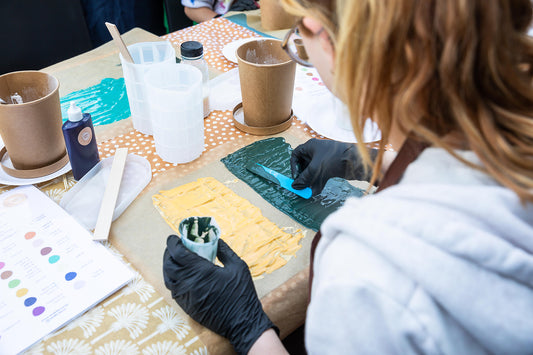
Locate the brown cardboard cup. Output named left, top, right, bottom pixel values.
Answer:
left=0, top=71, right=67, bottom=174
left=236, top=39, right=296, bottom=128
left=261, top=0, right=297, bottom=31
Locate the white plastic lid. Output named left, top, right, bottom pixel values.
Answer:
left=59, top=154, right=152, bottom=231
left=67, top=101, right=83, bottom=122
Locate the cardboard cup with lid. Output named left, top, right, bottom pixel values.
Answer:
left=0, top=71, right=68, bottom=178
left=236, top=39, right=296, bottom=128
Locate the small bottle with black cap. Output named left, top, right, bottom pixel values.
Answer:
left=180, top=41, right=210, bottom=118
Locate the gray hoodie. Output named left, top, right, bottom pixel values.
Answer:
left=306, top=148, right=533, bottom=354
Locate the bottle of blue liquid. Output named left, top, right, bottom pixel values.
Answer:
left=62, top=102, right=100, bottom=180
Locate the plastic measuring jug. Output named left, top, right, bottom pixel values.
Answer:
left=145, top=64, right=204, bottom=164
left=119, top=41, right=175, bottom=135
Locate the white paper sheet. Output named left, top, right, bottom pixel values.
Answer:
left=0, top=185, right=134, bottom=355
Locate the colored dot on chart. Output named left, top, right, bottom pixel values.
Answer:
left=16, top=288, right=28, bottom=297
left=32, top=239, right=44, bottom=247
left=0, top=262, right=4, bottom=270
left=32, top=306, right=45, bottom=316
left=48, top=255, right=60, bottom=264
left=74, top=280, right=86, bottom=290
left=1, top=270, right=13, bottom=280
left=65, top=272, right=77, bottom=281
left=24, top=297, right=37, bottom=307
left=8, top=279, right=20, bottom=288
left=40, top=247, right=52, bottom=256
left=25, top=231, right=36, bottom=240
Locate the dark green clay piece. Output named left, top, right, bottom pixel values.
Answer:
left=221, top=137, right=365, bottom=231
left=184, top=217, right=215, bottom=243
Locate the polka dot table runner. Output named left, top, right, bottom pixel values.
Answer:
left=163, top=17, right=259, bottom=72
left=97, top=112, right=324, bottom=177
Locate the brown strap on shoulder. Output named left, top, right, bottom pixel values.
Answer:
left=376, top=138, right=429, bottom=192
left=307, top=137, right=429, bottom=303
left=307, top=230, right=321, bottom=303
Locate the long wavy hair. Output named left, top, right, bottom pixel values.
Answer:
left=281, top=0, right=533, bottom=203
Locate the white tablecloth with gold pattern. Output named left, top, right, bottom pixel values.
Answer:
left=2, top=176, right=207, bottom=355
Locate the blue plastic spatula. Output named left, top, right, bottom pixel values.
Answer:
left=246, top=163, right=312, bottom=199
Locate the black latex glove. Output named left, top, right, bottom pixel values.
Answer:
left=163, top=235, right=278, bottom=355
left=290, top=138, right=377, bottom=195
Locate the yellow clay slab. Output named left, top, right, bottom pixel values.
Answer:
left=153, top=177, right=304, bottom=277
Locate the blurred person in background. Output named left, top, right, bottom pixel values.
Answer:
left=181, top=0, right=258, bottom=22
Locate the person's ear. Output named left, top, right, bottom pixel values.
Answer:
left=302, top=17, right=323, bottom=34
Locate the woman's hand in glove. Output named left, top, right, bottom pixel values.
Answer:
left=163, top=235, right=278, bottom=355
left=290, top=138, right=376, bottom=195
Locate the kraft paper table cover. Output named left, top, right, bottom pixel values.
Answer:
left=0, top=14, right=364, bottom=353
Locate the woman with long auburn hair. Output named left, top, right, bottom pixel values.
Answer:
left=162, top=0, right=533, bottom=353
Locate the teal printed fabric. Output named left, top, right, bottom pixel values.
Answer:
left=221, top=137, right=365, bottom=231
left=60, top=78, right=130, bottom=126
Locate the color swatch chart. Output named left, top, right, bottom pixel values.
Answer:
left=0, top=186, right=134, bottom=355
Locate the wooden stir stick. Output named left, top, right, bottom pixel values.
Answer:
left=93, top=148, right=129, bottom=241
left=105, top=22, right=134, bottom=63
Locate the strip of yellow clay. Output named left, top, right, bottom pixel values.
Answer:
left=152, top=177, right=304, bottom=277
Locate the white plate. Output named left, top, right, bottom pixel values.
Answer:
left=0, top=159, right=72, bottom=186
left=306, top=114, right=381, bottom=143
left=222, top=38, right=259, bottom=63
left=0, top=135, right=72, bottom=185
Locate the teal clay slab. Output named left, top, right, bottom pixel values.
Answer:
left=221, top=137, right=365, bottom=231
left=60, top=78, right=130, bottom=126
